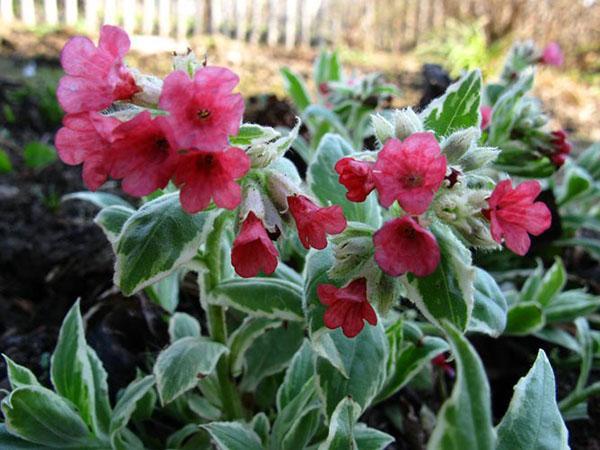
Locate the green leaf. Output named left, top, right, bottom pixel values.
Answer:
left=505, top=303, right=545, bottom=335
left=94, top=205, right=134, bottom=244
left=427, top=322, right=494, bottom=450
left=147, top=270, right=181, bottom=313
left=318, top=397, right=361, bottom=450
left=240, top=322, right=304, bottom=392
left=110, top=375, right=155, bottom=448
left=496, top=350, right=569, bottom=450
left=50, top=300, right=99, bottom=433
left=187, top=393, right=221, bottom=421
left=228, top=317, right=281, bottom=377
left=114, top=193, right=211, bottom=295
left=2, top=386, right=98, bottom=448
left=63, top=191, right=133, bottom=209
left=557, top=166, right=593, bottom=206
left=532, top=258, right=566, bottom=306
left=23, top=142, right=57, bottom=169
left=469, top=268, right=508, bottom=337
left=2, top=356, right=40, bottom=389
left=276, top=340, right=316, bottom=411
left=271, top=377, right=320, bottom=450
left=87, top=347, right=112, bottom=437
left=251, top=413, right=270, bottom=447
left=354, top=423, right=395, bottom=450
left=202, top=422, right=263, bottom=450
left=229, top=123, right=280, bottom=147
left=304, top=105, right=352, bottom=142
left=212, top=278, right=304, bottom=321
left=422, top=70, right=482, bottom=138
left=0, top=149, right=13, bottom=173
left=168, top=312, right=201, bottom=342
left=376, top=333, right=448, bottom=402
left=307, top=133, right=380, bottom=227
left=153, top=337, right=228, bottom=404
left=315, top=324, right=388, bottom=417
left=280, top=67, right=312, bottom=112
left=545, top=290, right=600, bottom=323
left=487, top=72, right=533, bottom=145
left=0, top=424, right=48, bottom=449
left=406, top=224, right=475, bottom=331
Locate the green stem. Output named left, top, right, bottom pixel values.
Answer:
left=559, top=381, right=600, bottom=413
left=203, top=211, right=244, bottom=420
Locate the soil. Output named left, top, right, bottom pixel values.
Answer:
left=0, top=50, right=598, bottom=449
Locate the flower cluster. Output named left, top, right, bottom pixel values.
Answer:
left=548, top=130, right=572, bottom=167
left=321, top=123, right=552, bottom=338
left=56, top=26, right=348, bottom=281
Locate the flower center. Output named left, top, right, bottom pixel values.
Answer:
left=402, top=224, right=417, bottom=239
left=155, top=138, right=169, bottom=152
left=401, top=173, right=423, bottom=188
left=196, top=153, right=214, bottom=170
left=197, top=109, right=211, bottom=120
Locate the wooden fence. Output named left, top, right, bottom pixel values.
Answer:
left=0, top=0, right=598, bottom=52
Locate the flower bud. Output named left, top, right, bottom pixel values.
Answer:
left=441, top=127, right=479, bottom=163
left=371, top=114, right=395, bottom=146
left=392, top=108, right=423, bottom=140
left=458, top=146, right=500, bottom=171
left=172, top=49, right=202, bottom=76
left=365, top=262, right=402, bottom=315
left=131, top=71, right=163, bottom=107
left=328, top=235, right=374, bottom=280
left=247, top=119, right=300, bottom=168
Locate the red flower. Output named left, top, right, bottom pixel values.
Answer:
left=551, top=130, right=571, bottom=155
left=174, top=147, right=250, bottom=214
left=287, top=195, right=347, bottom=249
left=432, top=353, right=455, bottom=378
left=373, top=216, right=441, bottom=277
left=480, top=105, right=493, bottom=130
left=57, top=25, right=138, bottom=114
left=231, top=212, right=279, bottom=278
left=550, top=153, right=567, bottom=168
left=158, top=67, right=244, bottom=150
left=334, top=157, right=375, bottom=202
left=373, top=133, right=447, bottom=215
left=55, top=112, right=120, bottom=190
left=317, top=278, right=377, bottom=338
left=540, top=42, right=564, bottom=67
left=110, top=111, right=178, bottom=196
left=485, top=180, right=552, bottom=256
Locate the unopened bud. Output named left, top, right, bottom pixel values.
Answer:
left=393, top=108, right=423, bottom=140
left=172, top=49, right=201, bottom=76
left=458, top=146, right=500, bottom=171
left=441, top=127, right=479, bottom=163
left=131, top=71, right=163, bottom=107
left=371, top=114, right=395, bottom=146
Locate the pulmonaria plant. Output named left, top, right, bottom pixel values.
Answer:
left=3, top=26, right=577, bottom=450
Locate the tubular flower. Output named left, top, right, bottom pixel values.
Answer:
left=158, top=67, right=244, bottom=150
left=57, top=25, right=139, bottom=114
left=335, top=157, right=375, bottom=202
left=110, top=111, right=178, bottom=196
left=373, top=133, right=447, bottom=214
left=317, top=278, right=377, bottom=338
left=540, top=42, right=564, bottom=67
left=287, top=195, right=347, bottom=250
left=231, top=212, right=279, bottom=278
left=373, top=216, right=441, bottom=277
left=174, top=147, right=251, bottom=214
left=484, top=180, right=552, bottom=256
left=480, top=105, right=493, bottom=130
left=55, top=112, right=120, bottom=190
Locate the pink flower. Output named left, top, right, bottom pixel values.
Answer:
left=334, top=157, right=375, bottom=202
left=373, top=133, right=447, bottom=215
left=110, top=111, right=178, bottom=196
left=484, top=180, right=552, bottom=256
left=55, top=112, right=120, bottom=190
left=480, top=105, right=493, bottom=130
left=173, top=147, right=250, bottom=214
left=231, top=212, right=279, bottom=278
left=373, top=216, right=441, bottom=277
left=287, top=195, right=347, bottom=249
left=317, top=278, right=377, bottom=338
left=158, top=67, right=244, bottom=150
left=541, top=42, right=564, bottom=67
left=57, top=25, right=139, bottom=114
